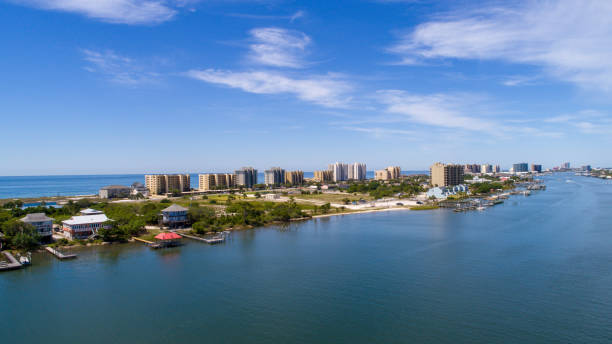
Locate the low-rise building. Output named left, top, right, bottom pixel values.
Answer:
left=131, top=182, right=149, bottom=197
left=62, top=214, right=109, bottom=239
left=161, top=204, right=188, bottom=228
left=263, top=193, right=280, bottom=200
left=427, top=185, right=469, bottom=199
left=20, top=213, right=54, bottom=241
left=375, top=166, right=401, bottom=180
left=80, top=208, right=104, bottom=216
left=99, top=185, right=131, bottom=199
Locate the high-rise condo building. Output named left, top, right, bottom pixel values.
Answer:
left=481, top=164, right=493, bottom=173
left=328, top=162, right=349, bottom=182
left=313, top=170, right=333, bottom=183
left=285, top=170, right=304, bottom=185
left=264, top=167, right=286, bottom=186
left=348, top=163, right=367, bottom=181
left=512, top=163, right=529, bottom=173
left=562, top=162, right=571, bottom=169
left=493, top=165, right=501, bottom=173
left=430, top=163, right=464, bottom=187
left=145, top=174, right=191, bottom=195
left=235, top=167, right=258, bottom=188
left=198, top=173, right=235, bottom=191
left=530, top=164, right=542, bottom=173
left=464, top=164, right=481, bottom=174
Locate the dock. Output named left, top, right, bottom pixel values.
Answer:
left=0, top=251, right=23, bottom=271
left=178, top=232, right=225, bottom=244
left=45, top=246, right=77, bottom=260
left=132, top=237, right=162, bottom=249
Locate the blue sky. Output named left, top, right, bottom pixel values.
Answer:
left=1, top=0, right=611, bottom=175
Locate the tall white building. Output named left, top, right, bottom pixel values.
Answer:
left=348, top=162, right=367, bottom=181
left=328, top=162, right=348, bottom=182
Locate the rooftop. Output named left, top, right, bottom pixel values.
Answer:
left=80, top=208, right=104, bottom=215
left=162, top=204, right=188, bottom=212
left=21, top=213, right=54, bottom=222
left=63, top=214, right=109, bottom=226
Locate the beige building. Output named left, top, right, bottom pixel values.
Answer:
left=285, top=170, right=304, bottom=185
left=313, top=170, right=333, bottom=183
left=145, top=174, right=191, bottom=195
left=375, top=166, right=401, bottom=180
left=430, top=162, right=464, bottom=187
left=198, top=173, right=235, bottom=191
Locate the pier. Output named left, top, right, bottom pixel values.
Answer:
left=0, top=251, right=23, bottom=271
left=45, top=247, right=77, bottom=260
left=132, top=237, right=162, bottom=249
left=178, top=232, right=225, bottom=244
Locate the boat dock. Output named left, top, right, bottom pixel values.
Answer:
left=178, top=232, right=225, bottom=244
left=0, top=251, right=23, bottom=271
left=132, top=237, right=162, bottom=249
left=45, top=247, right=77, bottom=260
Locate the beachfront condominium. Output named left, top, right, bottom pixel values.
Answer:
left=145, top=174, right=191, bottom=195
left=235, top=167, right=257, bottom=188
left=328, top=162, right=348, bottom=182
left=264, top=167, right=286, bottom=186
left=493, top=165, right=501, bottom=173
left=285, top=170, right=304, bottom=185
left=512, top=163, right=529, bottom=173
left=348, top=163, right=367, bottom=181
left=464, top=164, right=481, bottom=174
left=562, top=162, right=571, bottom=169
left=313, top=170, right=333, bottom=183
left=531, top=164, right=542, bottom=173
left=481, top=164, right=493, bottom=174
left=375, top=166, right=401, bottom=181
left=198, top=173, right=235, bottom=191
left=430, top=162, right=464, bottom=187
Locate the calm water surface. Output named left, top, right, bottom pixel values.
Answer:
left=2, top=173, right=612, bottom=343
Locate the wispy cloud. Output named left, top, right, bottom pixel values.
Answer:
left=376, top=90, right=495, bottom=131
left=228, top=10, right=305, bottom=23
left=12, top=0, right=178, bottom=24
left=186, top=69, right=352, bottom=108
left=82, top=49, right=159, bottom=85
left=389, top=0, right=612, bottom=92
left=248, top=27, right=311, bottom=68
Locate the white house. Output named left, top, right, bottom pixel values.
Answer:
left=62, top=214, right=109, bottom=239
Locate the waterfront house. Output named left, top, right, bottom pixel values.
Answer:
left=20, top=213, right=54, bottom=242
left=99, top=185, right=131, bottom=199
left=161, top=204, right=188, bottom=228
left=154, top=232, right=182, bottom=248
left=62, top=214, right=109, bottom=239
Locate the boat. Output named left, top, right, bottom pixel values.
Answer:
left=476, top=206, right=486, bottom=211
left=19, top=255, right=31, bottom=265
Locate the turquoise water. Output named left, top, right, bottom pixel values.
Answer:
left=0, top=171, right=426, bottom=199
left=2, top=173, right=612, bottom=343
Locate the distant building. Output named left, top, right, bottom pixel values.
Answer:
left=145, top=174, right=190, bottom=195
left=131, top=182, right=149, bottom=197
left=161, top=204, right=188, bottom=228
left=481, top=164, right=493, bottom=173
left=313, top=170, right=333, bottom=183
left=263, top=193, right=280, bottom=200
left=285, top=170, right=304, bottom=185
left=328, top=162, right=349, bottom=182
left=562, top=162, right=571, bottom=169
left=493, top=165, right=501, bottom=173
left=80, top=208, right=103, bottom=216
left=348, top=163, right=367, bottom=181
left=512, top=163, right=529, bottom=173
left=99, top=185, right=131, bottom=199
left=264, top=167, right=286, bottom=186
left=375, top=166, right=401, bottom=181
left=531, top=164, right=542, bottom=173
left=235, top=167, right=257, bottom=188
left=20, top=213, right=54, bottom=241
left=582, top=165, right=592, bottom=171
left=430, top=162, right=464, bottom=187
left=198, top=173, right=235, bottom=191
left=62, top=214, right=109, bottom=239
left=464, top=164, right=481, bottom=174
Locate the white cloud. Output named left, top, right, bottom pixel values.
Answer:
left=82, top=49, right=158, bottom=85
left=248, top=27, right=311, bottom=68
left=390, top=0, right=612, bottom=91
left=187, top=69, right=352, bottom=107
left=13, top=0, right=177, bottom=24
left=376, top=90, right=495, bottom=131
